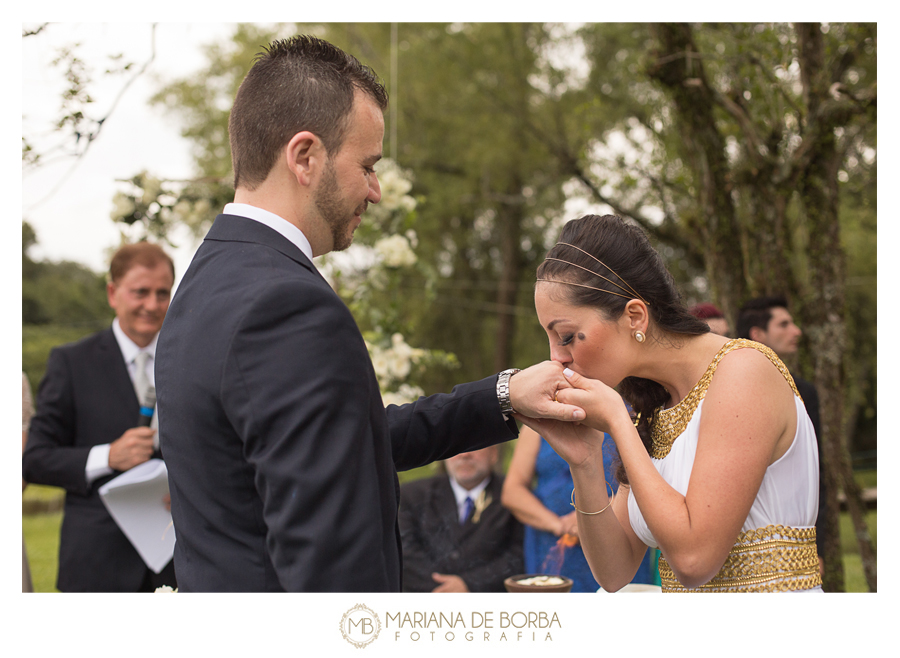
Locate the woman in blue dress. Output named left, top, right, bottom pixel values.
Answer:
left=502, top=426, right=658, bottom=592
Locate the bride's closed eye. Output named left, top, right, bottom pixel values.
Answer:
left=559, top=334, right=574, bottom=346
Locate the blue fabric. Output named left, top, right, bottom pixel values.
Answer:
left=461, top=496, right=475, bottom=524
left=524, top=436, right=658, bottom=592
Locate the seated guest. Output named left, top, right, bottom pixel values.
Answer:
left=399, top=446, right=523, bottom=592
left=690, top=302, right=730, bottom=336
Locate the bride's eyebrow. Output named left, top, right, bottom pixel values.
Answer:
left=547, top=319, right=568, bottom=331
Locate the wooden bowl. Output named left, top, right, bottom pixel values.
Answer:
left=504, top=574, right=574, bottom=593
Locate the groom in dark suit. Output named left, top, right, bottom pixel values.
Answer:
left=155, top=35, right=582, bottom=592
left=23, top=242, right=177, bottom=591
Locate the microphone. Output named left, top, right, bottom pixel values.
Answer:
left=138, top=386, right=156, bottom=427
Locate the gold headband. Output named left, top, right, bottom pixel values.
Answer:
left=538, top=242, right=650, bottom=306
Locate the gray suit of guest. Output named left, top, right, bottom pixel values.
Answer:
left=155, top=213, right=518, bottom=592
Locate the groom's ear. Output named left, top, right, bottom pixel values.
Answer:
left=285, top=131, right=326, bottom=187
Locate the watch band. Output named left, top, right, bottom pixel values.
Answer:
left=496, top=368, right=521, bottom=417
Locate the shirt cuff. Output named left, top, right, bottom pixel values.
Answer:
left=86, top=444, right=113, bottom=483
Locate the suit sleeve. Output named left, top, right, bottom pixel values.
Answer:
left=22, top=347, right=92, bottom=495
left=220, top=278, right=396, bottom=591
left=386, top=377, right=518, bottom=472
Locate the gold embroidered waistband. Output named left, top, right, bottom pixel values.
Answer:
left=658, top=524, right=822, bottom=593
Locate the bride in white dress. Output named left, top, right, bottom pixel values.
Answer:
left=521, top=214, right=822, bottom=593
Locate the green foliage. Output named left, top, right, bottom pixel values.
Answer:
left=317, top=23, right=578, bottom=384
left=109, top=22, right=875, bottom=418
left=109, top=24, right=286, bottom=242
left=23, top=324, right=103, bottom=397
left=22, top=221, right=111, bottom=327
left=23, top=25, right=144, bottom=169
left=22, top=221, right=111, bottom=391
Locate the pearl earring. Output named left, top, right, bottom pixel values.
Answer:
left=634, top=330, right=645, bottom=343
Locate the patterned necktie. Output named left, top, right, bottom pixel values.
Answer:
left=461, top=496, right=475, bottom=525
left=133, top=351, right=151, bottom=405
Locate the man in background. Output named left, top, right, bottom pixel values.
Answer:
left=737, top=295, right=827, bottom=576
left=399, top=447, right=523, bottom=592
left=23, top=242, right=176, bottom=591
left=689, top=302, right=730, bottom=336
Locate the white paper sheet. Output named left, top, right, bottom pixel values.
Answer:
left=99, top=458, right=175, bottom=573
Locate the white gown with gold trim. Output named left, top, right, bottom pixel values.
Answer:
left=626, top=339, right=823, bottom=592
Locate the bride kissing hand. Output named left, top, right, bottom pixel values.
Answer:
left=554, top=368, right=634, bottom=437
left=507, top=361, right=586, bottom=423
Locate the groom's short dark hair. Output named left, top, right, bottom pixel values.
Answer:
left=229, top=35, right=388, bottom=190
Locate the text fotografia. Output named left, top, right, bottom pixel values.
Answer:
left=386, top=611, right=561, bottom=642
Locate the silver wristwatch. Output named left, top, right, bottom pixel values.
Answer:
left=496, top=368, right=521, bottom=418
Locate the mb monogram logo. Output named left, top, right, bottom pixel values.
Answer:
left=340, top=604, right=382, bottom=648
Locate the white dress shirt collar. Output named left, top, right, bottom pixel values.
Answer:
left=111, top=317, right=158, bottom=367
left=448, top=472, right=491, bottom=509
left=223, top=202, right=314, bottom=263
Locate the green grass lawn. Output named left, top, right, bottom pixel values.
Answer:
left=22, top=474, right=877, bottom=592
left=839, top=510, right=877, bottom=592
left=23, top=510, right=61, bottom=593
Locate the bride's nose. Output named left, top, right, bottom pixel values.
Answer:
left=549, top=345, right=572, bottom=367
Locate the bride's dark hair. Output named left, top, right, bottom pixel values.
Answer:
left=536, top=215, right=710, bottom=485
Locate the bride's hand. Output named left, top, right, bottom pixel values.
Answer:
left=516, top=414, right=607, bottom=470
left=554, top=368, right=632, bottom=436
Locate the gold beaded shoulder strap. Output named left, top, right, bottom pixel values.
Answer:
left=649, top=338, right=801, bottom=459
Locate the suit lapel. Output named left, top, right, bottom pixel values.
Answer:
left=95, top=328, right=140, bottom=417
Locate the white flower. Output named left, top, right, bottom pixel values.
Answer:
left=154, top=585, right=177, bottom=593
left=375, top=234, right=417, bottom=268
left=382, top=384, right=424, bottom=407
left=363, top=159, right=417, bottom=224
left=387, top=351, right=411, bottom=380
left=371, top=350, right=390, bottom=385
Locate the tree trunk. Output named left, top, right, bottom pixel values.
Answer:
left=493, top=184, right=524, bottom=373
left=647, top=23, right=746, bottom=317
left=795, top=22, right=876, bottom=592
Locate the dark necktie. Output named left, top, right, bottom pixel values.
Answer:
left=461, top=496, right=475, bottom=525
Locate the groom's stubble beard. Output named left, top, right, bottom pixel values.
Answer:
left=315, top=158, right=366, bottom=253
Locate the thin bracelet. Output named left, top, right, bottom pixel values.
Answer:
left=570, top=482, right=614, bottom=515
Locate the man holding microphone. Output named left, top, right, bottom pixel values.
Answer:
left=23, top=242, right=177, bottom=592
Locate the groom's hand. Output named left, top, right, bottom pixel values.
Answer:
left=508, top=361, right=585, bottom=422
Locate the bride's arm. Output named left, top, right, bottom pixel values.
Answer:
left=516, top=417, right=648, bottom=591
left=552, top=352, right=793, bottom=589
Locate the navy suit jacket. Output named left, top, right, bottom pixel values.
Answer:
left=399, top=473, right=524, bottom=592
left=155, top=214, right=518, bottom=592
left=22, top=328, right=162, bottom=591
